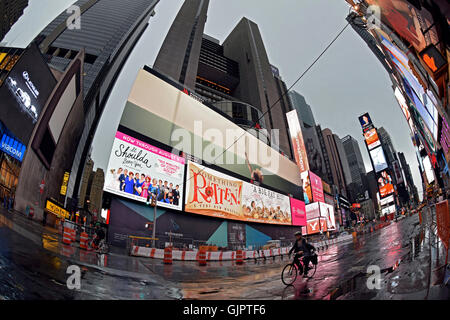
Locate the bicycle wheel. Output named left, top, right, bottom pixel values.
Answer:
left=281, top=263, right=298, bottom=286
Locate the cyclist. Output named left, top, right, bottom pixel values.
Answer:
left=92, top=223, right=106, bottom=250
left=289, top=231, right=316, bottom=277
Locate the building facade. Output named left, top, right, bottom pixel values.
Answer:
left=0, top=0, right=28, bottom=41
left=36, top=0, right=160, bottom=203
left=154, top=0, right=293, bottom=158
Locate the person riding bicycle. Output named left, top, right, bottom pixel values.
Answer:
left=289, top=231, right=316, bottom=276
left=92, top=223, right=105, bottom=250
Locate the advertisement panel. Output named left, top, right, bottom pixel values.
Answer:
left=301, top=171, right=312, bottom=204
left=104, top=131, right=185, bottom=211
left=370, top=146, right=388, bottom=173
left=392, top=160, right=404, bottom=184
left=185, top=161, right=292, bottom=225
left=306, top=218, right=320, bottom=235
left=309, top=171, right=324, bottom=203
left=60, top=171, right=70, bottom=196
left=0, top=43, right=57, bottom=144
left=286, top=110, right=309, bottom=173
left=422, top=155, right=435, bottom=184
left=301, top=170, right=324, bottom=204
left=0, top=133, right=26, bottom=162
left=303, top=126, right=327, bottom=179
left=305, top=202, right=320, bottom=220
left=366, top=0, right=438, bottom=53
left=380, top=194, right=395, bottom=206
left=377, top=170, right=395, bottom=198
left=364, top=128, right=381, bottom=150
left=319, top=202, right=336, bottom=230
left=381, top=205, right=396, bottom=215
left=359, top=113, right=374, bottom=132
left=290, top=198, right=306, bottom=226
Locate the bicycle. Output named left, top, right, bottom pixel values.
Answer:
left=89, top=237, right=109, bottom=255
left=281, top=252, right=317, bottom=285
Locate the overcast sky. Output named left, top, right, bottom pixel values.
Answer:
left=3, top=0, right=423, bottom=196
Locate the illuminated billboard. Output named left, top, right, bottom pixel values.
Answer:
left=301, top=170, right=324, bottom=204
left=319, top=202, right=336, bottom=230
left=185, top=161, right=292, bottom=225
left=286, top=109, right=309, bottom=173
left=305, top=202, right=320, bottom=220
left=370, top=146, right=388, bottom=173
left=359, top=113, right=374, bottom=132
left=104, top=131, right=186, bottom=211
left=120, top=67, right=303, bottom=200
left=377, top=170, right=395, bottom=198
left=364, top=128, right=381, bottom=150
left=0, top=133, right=26, bottom=162
left=422, top=155, right=435, bottom=184
left=0, top=43, right=57, bottom=144
left=290, top=198, right=306, bottom=226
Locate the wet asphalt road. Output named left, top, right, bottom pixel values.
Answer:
left=0, top=210, right=447, bottom=300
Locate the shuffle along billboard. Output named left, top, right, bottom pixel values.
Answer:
left=104, top=131, right=185, bottom=211
left=185, top=161, right=292, bottom=225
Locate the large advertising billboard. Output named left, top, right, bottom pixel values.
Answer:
left=301, top=170, right=324, bottom=204
left=392, top=160, right=404, bottom=185
left=377, top=170, right=395, bottom=198
left=319, top=202, right=336, bottom=230
left=370, top=146, right=388, bottom=173
left=0, top=43, right=57, bottom=144
left=120, top=68, right=303, bottom=200
left=286, top=109, right=309, bottom=173
left=359, top=113, right=374, bottom=133
left=185, top=161, right=292, bottom=225
left=104, top=131, right=186, bottom=211
left=364, top=128, right=381, bottom=150
left=290, top=198, right=306, bottom=226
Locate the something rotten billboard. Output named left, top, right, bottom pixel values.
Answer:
left=104, top=131, right=185, bottom=210
left=185, top=161, right=292, bottom=225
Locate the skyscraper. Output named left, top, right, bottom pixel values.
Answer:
left=154, top=0, right=293, bottom=158
left=342, top=134, right=367, bottom=201
left=0, top=0, right=28, bottom=41
left=377, top=127, right=397, bottom=165
left=398, top=151, right=419, bottom=204
left=36, top=0, right=160, bottom=200
left=288, top=90, right=316, bottom=128
left=321, top=128, right=348, bottom=197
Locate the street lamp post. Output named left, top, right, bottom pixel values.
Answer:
left=147, top=193, right=157, bottom=248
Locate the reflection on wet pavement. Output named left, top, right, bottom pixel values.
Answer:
left=0, top=209, right=448, bottom=300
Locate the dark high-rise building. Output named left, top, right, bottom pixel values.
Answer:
left=0, top=0, right=28, bottom=41
left=36, top=0, right=160, bottom=199
left=342, top=134, right=367, bottom=201
left=154, top=0, right=293, bottom=158
left=288, top=90, right=316, bottom=128
left=321, top=128, right=348, bottom=198
left=378, top=127, right=397, bottom=165
left=398, top=151, right=419, bottom=204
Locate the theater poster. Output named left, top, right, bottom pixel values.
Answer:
left=104, top=131, right=185, bottom=210
left=185, top=161, right=292, bottom=225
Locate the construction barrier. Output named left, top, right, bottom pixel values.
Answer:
left=62, top=227, right=72, bottom=245
left=198, top=250, right=207, bottom=266
left=236, top=250, right=244, bottom=265
left=163, top=247, right=173, bottom=265
left=79, top=232, right=89, bottom=250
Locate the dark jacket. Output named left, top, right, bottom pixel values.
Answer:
left=289, top=238, right=315, bottom=256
